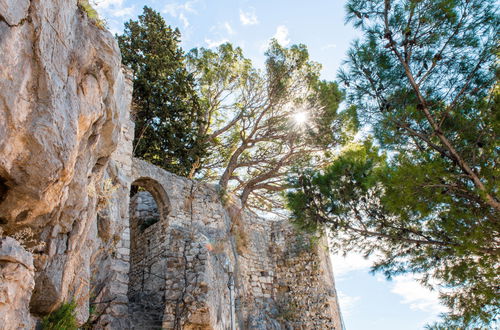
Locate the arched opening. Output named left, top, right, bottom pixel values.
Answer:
left=128, top=177, right=170, bottom=328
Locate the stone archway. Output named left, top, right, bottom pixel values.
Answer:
left=128, top=177, right=170, bottom=329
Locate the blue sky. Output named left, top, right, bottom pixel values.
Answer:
left=94, top=0, right=446, bottom=328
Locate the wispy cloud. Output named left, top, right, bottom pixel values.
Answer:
left=337, top=291, right=360, bottom=317
left=163, top=1, right=197, bottom=17
left=330, top=252, right=373, bottom=279
left=95, top=0, right=123, bottom=10
left=239, top=8, right=259, bottom=25
left=179, top=13, right=189, bottom=28
left=162, top=0, right=199, bottom=28
left=93, top=0, right=135, bottom=33
left=210, top=21, right=235, bottom=36
left=94, top=0, right=134, bottom=17
left=224, top=22, right=235, bottom=35
left=390, top=275, right=447, bottom=314
left=273, top=25, right=290, bottom=46
left=204, top=38, right=229, bottom=48
left=111, top=6, right=134, bottom=17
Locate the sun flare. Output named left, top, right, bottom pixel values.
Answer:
left=293, top=111, right=308, bottom=125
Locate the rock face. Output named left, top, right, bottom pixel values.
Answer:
left=0, top=0, right=130, bottom=319
left=0, top=237, right=35, bottom=330
left=0, top=0, right=343, bottom=329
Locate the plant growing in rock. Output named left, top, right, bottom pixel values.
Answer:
left=41, top=301, right=78, bottom=330
left=77, top=0, right=106, bottom=29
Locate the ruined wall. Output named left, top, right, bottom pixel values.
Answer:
left=100, top=158, right=344, bottom=330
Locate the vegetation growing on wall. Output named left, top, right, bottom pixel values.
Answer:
left=41, top=301, right=78, bottom=330
left=77, top=0, right=106, bottom=30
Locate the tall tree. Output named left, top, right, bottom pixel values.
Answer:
left=117, top=7, right=206, bottom=176
left=187, top=42, right=352, bottom=213
left=288, top=0, right=499, bottom=327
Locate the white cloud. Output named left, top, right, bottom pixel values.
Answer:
left=179, top=13, right=189, bottom=28
left=337, top=291, right=360, bottom=317
left=204, top=38, right=229, bottom=48
left=330, top=252, right=374, bottom=279
left=210, top=21, right=235, bottom=35
left=224, top=22, right=235, bottom=35
left=94, top=0, right=134, bottom=18
left=94, top=0, right=123, bottom=10
left=391, top=275, right=447, bottom=314
left=239, top=9, right=259, bottom=25
left=111, top=6, right=134, bottom=17
left=273, top=25, right=290, bottom=46
left=163, top=1, right=197, bottom=17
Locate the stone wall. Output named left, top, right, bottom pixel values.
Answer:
left=96, top=157, right=344, bottom=329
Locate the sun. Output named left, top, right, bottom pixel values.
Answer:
left=293, top=111, right=308, bottom=125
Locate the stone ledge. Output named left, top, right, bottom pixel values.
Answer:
left=0, top=237, right=34, bottom=271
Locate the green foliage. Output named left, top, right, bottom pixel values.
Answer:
left=288, top=0, right=499, bottom=326
left=77, top=0, right=106, bottom=30
left=187, top=41, right=350, bottom=212
left=117, top=7, right=207, bottom=176
left=287, top=141, right=499, bottom=327
left=41, top=301, right=78, bottom=330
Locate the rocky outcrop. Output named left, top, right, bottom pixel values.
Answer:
left=0, top=237, right=35, bottom=330
left=0, top=0, right=131, bottom=319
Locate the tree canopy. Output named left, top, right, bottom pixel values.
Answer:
left=187, top=41, right=353, bottom=213
left=287, top=0, right=499, bottom=327
left=117, top=7, right=207, bottom=176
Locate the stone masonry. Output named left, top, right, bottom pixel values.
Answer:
left=93, top=153, right=344, bottom=329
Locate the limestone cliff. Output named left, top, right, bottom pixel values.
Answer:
left=0, top=0, right=343, bottom=329
left=0, top=0, right=131, bottom=320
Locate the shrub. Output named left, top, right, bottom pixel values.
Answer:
left=0, top=227, right=46, bottom=253
left=41, top=301, right=78, bottom=330
left=77, top=0, right=106, bottom=30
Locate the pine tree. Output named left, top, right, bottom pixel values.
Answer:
left=287, top=0, right=499, bottom=326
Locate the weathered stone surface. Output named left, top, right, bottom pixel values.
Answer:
left=0, top=0, right=29, bottom=26
left=0, top=0, right=130, bottom=318
left=115, top=159, right=343, bottom=329
left=0, top=237, right=35, bottom=330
